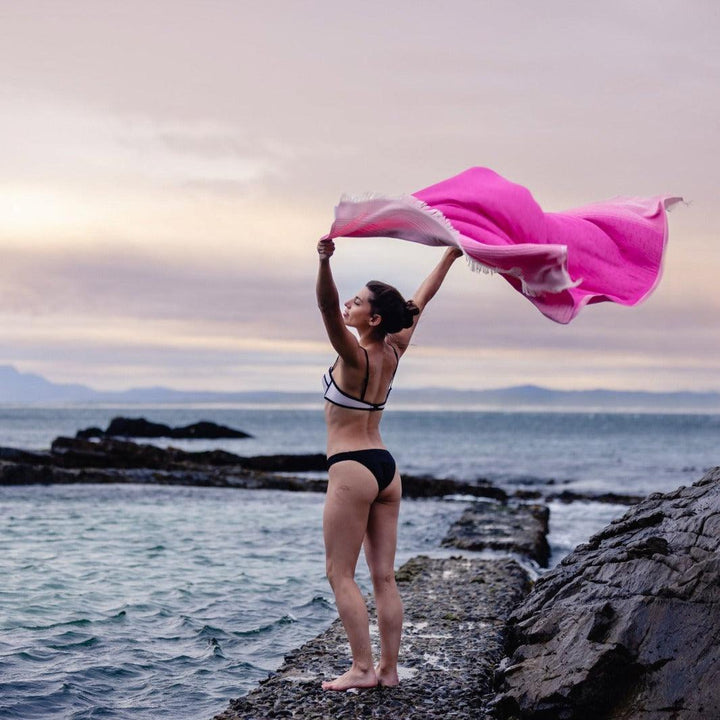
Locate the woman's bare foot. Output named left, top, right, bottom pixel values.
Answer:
left=321, top=666, right=378, bottom=691
left=375, top=664, right=399, bottom=687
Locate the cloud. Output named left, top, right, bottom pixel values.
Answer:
left=0, top=243, right=313, bottom=331
left=0, top=1, right=718, bottom=391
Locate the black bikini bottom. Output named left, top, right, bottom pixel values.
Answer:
left=326, top=448, right=397, bottom=492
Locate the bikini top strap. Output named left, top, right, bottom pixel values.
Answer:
left=391, top=344, right=399, bottom=366
left=360, top=346, right=370, bottom=401
left=388, top=343, right=400, bottom=385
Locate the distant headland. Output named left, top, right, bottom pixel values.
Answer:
left=1, top=365, right=719, bottom=412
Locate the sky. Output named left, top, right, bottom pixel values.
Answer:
left=0, top=0, right=718, bottom=393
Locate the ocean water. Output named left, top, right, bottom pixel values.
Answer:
left=1, top=406, right=718, bottom=719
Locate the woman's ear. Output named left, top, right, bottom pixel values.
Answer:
left=369, top=313, right=382, bottom=327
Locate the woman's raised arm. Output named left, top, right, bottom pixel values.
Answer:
left=389, top=247, right=463, bottom=354
left=316, top=239, right=363, bottom=364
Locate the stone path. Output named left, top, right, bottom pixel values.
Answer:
left=214, top=555, right=531, bottom=720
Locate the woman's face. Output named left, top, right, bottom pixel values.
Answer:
left=343, top=287, right=378, bottom=328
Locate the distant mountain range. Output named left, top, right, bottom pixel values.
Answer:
left=1, top=364, right=719, bottom=411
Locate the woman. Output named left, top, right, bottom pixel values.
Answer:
left=316, top=238, right=463, bottom=691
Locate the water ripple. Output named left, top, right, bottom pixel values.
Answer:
left=0, top=485, right=339, bottom=720
left=2, top=408, right=713, bottom=719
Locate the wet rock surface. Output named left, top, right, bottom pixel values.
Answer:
left=493, top=466, right=720, bottom=720
left=442, top=501, right=551, bottom=567
left=214, top=556, right=532, bottom=720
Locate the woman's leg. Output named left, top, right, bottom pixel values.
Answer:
left=363, top=472, right=403, bottom=686
left=322, top=461, right=379, bottom=691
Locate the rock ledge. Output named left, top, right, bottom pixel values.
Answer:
left=493, top=466, right=720, bottom=720
left=215, top=556, right=532, bottom=720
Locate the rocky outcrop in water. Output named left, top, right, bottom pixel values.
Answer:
left=442, top=502, right=550, bottom=567
left=76, top=416, right=252, bottom=439
left=1, top=436, right=510, bottom=501
left=544, top=489, right=647, bottom=506
left=50, top=436, right=326, bottom=471
left=493, top=466, right=720, bottom=720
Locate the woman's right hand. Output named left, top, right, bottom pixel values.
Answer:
left=318, top=238, right=335, bottom=260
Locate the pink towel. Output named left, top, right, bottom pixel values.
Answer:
left=324, top=167, right=681, bottom=324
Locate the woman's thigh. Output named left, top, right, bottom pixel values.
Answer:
left=364, top=473, right=402, bottom=580
left=323, top=461, right=379, bottom=576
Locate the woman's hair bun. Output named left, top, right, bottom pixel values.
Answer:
left=366, top=280, right=418, bottom=334
left=402, top=300, right=420, bottom=329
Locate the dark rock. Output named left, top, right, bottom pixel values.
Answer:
left=52, top=436, right=170, bottom=469
left=0, top=447, right=54, bottom=465
left=442, top=502, right=551, bottom=567
left=3, top=439, right=522, bottom=518
left=0, top=461, right=73, bottom=484
left=545, top=489, right=647, bottom=506
left=104, top=417, right=183, bottom=438
left=75, top=426, right=105, bottom=439
left=49, top=436, right=326, bottom=472
left=75, top=416, right=252, bottom=439
left=3, top=436, right=515, bottom=502
left=493, top=467, right=720, bottom=720
left=513, top=489, right=543, bottom=500
left=402, top=475, right=508, bottom=502
left=0, top=459, right=333, bottom=491
left=51, top=436, right=176, bottom=469
left=214, top=556, right=532, bottom=720
left=165, top=420, right=252, bottom=439
left=236, top=454, right=327, bottom=472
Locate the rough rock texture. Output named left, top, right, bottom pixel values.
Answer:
left=442, top=502, right=551, bottom=567
left=76, top=416, right=252, bottom=439
left=215, top=556, right=532, bottom=720
left=493, top=467, right=720, bottom=720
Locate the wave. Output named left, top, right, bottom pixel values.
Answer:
left=47, top=635, right=101, bottom=651
left=232, top=614, right=298, bottom=638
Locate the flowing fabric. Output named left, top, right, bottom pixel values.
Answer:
left=324, top=167, right=682, bottom=324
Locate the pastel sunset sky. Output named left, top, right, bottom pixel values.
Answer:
left=1, top=1, right=717, bottom=393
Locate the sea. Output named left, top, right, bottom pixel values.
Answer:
left=1, top=404, right=718, bottom=720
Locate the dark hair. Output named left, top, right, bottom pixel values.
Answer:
left=366, top=281, right=419, bottom=334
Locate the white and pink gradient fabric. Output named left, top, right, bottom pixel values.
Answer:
left=323, top=167, right=682, bottom=324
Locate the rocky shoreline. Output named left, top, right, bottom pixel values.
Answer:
left=0, top=429, right=635, bottom=506
left=0, top=421, right=555, bottom=718
left=493, top=466, right=720, bottom=719
left=4, top=418, right=714, bottom=719
left=213, top=469, right=720, bottom=720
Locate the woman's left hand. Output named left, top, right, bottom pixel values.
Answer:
left=318, top=238, right=335, bottom=260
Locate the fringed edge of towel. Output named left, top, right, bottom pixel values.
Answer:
left=332, top=192, right=579, bottom=297
left=338, top=191, right=498, bottom=276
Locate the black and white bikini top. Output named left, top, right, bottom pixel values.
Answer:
left=322, top=345, right=399, bottom=412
